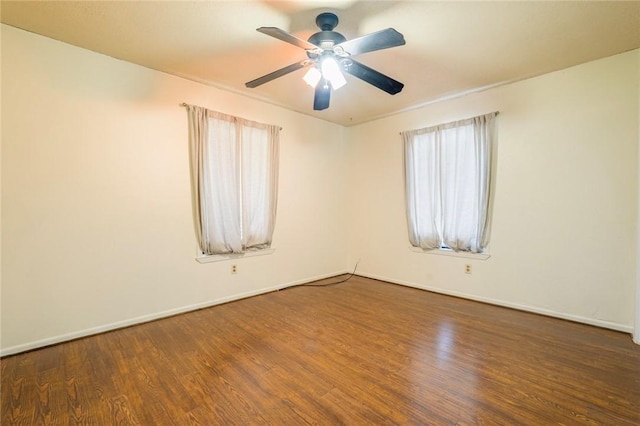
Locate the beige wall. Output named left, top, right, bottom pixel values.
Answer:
left=0, top=25, right=349, bottom=355
left=346, top=50, right=639, bottom=331
left=2, top=24, right=639, bottom=354
left=636, top=50, right=640, bottom=344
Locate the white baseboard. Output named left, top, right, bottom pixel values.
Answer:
left=358, top=271, right=634, bottom=334
left=0, top=270, right=349, bottom=357
left=4, top=269, right=633, bottom=356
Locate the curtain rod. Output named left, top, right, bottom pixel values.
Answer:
left=180, top=103, right=282, bottom=130
left=398, top=111, right=500, bottom=135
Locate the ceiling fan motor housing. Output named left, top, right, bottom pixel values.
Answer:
left=307, top=31, right=347, bottom=58
left=307, top=13, right=347, bottom=60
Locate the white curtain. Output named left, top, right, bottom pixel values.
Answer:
left=402, top=112, right=497, bottom=253
left=187, top=105, right=279, bottom=255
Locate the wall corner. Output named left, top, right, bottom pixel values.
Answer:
left=634, top=49, right=640, bottom=345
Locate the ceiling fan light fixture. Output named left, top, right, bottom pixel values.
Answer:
left=303, top=67, right=322, bottom=88
left=321, top=57, right=346, bottom=90
left=247, top=12, right=406, bottom=110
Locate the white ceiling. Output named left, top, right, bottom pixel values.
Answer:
left=2, top=1, right=639, bottom=126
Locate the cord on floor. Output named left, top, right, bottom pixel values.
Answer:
left=286, top=261, right=359, bottom=289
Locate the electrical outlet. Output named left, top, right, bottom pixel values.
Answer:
left=231, top=264, right=237, bottom=274
left=465, top=264, right=472, bottom=274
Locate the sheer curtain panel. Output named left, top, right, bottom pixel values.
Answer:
left=186, top=105, right=279, bottom=256
left=402, top=112, right=498, bottom=253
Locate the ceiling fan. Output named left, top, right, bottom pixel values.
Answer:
left=245, top=12, right=406, bottom=111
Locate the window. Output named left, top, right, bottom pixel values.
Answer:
left=186, top=105, right=279, bottom=257
left=401, top=112, right=498, bottom=254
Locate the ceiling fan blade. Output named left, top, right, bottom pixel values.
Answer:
left=257, top=27, right=319, bottom=50
left=336, top=28, right=405, bottom=56
left=245, top=60, right=310, bottom=88
left=313, top=80, right=331, bottom=110
left=343, top=59, right=404, bottom=95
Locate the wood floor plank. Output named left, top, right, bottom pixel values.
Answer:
left=2, top=276, right=640, bottom=424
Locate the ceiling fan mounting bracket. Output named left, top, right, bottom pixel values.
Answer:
left=315, top=12, right=339, bottom=31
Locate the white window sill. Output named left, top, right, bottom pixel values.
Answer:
left=409, top=246, right=490, bottom=260
left=196, top=248, right=275, bottom=263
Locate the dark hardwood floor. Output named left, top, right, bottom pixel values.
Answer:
left=2, top=276, right=640, bottom=425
